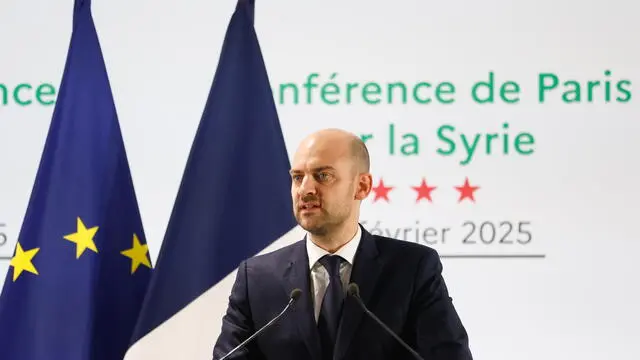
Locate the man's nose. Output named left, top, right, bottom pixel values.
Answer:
left=298, top=175, right=317, bottom=196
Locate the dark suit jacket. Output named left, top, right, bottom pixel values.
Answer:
left=212, top=225, right=473, bottom=360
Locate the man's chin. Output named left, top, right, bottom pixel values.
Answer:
left=298, top=220, right=327, bottom=236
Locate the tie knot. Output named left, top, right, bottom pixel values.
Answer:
left=318, top=255, right=343, bottom=278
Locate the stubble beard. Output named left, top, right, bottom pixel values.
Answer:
left=297, top=207, right=350, bottom=237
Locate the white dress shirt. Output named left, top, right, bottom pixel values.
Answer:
left=305, top=226, right=361, bottom=323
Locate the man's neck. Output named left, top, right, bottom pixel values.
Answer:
left=310, top=222, right=359, bottom=253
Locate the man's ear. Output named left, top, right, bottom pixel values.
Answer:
left=355, top=173, right=373, bottom=200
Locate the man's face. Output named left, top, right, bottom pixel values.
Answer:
left=289, top=138, right=359, bottom=236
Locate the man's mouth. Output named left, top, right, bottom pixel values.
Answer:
left=300, top=203, right=320, bottom=210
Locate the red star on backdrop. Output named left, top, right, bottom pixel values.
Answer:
left=454, top=177, right=480, bottom=202
left=371, top=178, right=393, bottom=202
left=411, top=178, right=437, bottom=203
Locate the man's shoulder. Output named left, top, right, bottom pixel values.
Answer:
left=370, top=233, right=440, bottom=262
left=371, top=232, right=437, bottom=253
left=242, top=239, right=306, bottom=267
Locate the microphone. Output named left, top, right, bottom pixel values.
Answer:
left=347, top=283, right=425, bottom=360
left=218, top=288, right=302, bottom=360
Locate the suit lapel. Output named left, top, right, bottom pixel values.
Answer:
left=283, top=240, right=322, bottom=360
left=335, top=226, right=382, bottom=359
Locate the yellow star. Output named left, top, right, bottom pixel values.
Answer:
left=9, top=242, right=40, bottom=281
left=63, top=217, right=99, bottom=259
left=121, top=233, right=151, bottom=274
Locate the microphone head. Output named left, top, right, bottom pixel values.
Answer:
left=290, top=288, right=302, bottom=301
left=347, top=283, right=360, bottom=298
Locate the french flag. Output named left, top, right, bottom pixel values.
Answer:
left=124, top=1, right=304, bottom=358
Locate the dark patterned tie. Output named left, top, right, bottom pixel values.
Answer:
left=317, top=255, right=344, bottom=360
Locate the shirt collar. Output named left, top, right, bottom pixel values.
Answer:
left=306, top=225, right=361, bottom=269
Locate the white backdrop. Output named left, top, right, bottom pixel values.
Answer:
left=1, top=0, right=640, bottom=359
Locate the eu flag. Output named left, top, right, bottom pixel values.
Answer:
left=0, top=1, right=152, bottom=359
left=125, top=0, right=299, bottom=359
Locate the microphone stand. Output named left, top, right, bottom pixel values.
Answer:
left=219, top=289, right=302, bottom=360
left=347, top=283, right=425, bottom=360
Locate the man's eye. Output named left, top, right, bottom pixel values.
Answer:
left=316, top=173, right=330, bottom=181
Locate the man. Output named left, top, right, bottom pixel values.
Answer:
left=212, top=129, right=473, bottom=360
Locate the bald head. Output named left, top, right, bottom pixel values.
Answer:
left=348, top=134, right=370, bottom=174
left=295, top=128, right=370, bottom=175
left=290, top=128, right=374, bottom=239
